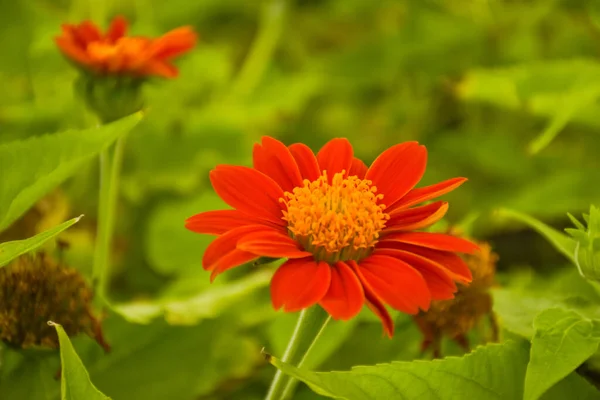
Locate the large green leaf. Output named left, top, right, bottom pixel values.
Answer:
left=267, top=340, right=599, bottom=400
left=81, top=316, right=261, bottom=400
left=0, top=348, right=59, bottom=400
left=0, top=113, right=142, bottom=232
left=48, top=322, right=110, bottom=400
left=524, top=308, right=600, bottom=400
left=0, top=215, right=82, bottom=268
left=268, top=341, right=530, bottom=400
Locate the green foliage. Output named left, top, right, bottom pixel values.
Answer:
left=0, top=114, right=141, bottom=233
left=267, top=341, right=598, bottom=400
left=4, top=0, right=600, bottom=398
left=111, top=269, right=272, bottom=325
left=525, top=308, right=600, bottom=400
left=0, top=215, right=81, bottom=268
left=49, top=322, right=110, bottom=400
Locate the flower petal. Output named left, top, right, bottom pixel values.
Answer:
left=383, top=201, right=449, bottom=234
left=365, top=142, right=427, bottom=209
left=357, top=255, right=431, bottom=314
left=317, top=138, right=353, bottom=181
left=253, top=137, right=304, bottom=193
left=138, top=59, right=178, bottom=77
left=348, top=157, right=368, bottom=179
left=106, top=16, right=128, bottom=42
left=202, top=225, right=266, bottom=271
left=288, top=143, right=321, bottom=181
left=210, top=249, right=257, bottom=282
left=319, top=261, right=364, bottom=320
left=377, top=242, right=472, bottom=284
left=151, top=27, right=198, bottom=59
left=55, top=37, right=93, bottom=65
left=76, top=21, right=102, bottom=44
left=185, top=209, right=276, bottom=235
left=347, top=260, right=394, bottom=337
left=388, top=177, right=467, bottom=212
left=381, top=232, right=479, bottom=254
left=210, top=165, right=285, bottom=226
left=374, top=248, right=457, bottom=300
left=270, top=259, right=331, bottom=312
left=237, top=228, right=312, bottom=258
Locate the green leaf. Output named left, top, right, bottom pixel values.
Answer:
left=0, top=347, right=59, bottom=400
left=48, top=322, right=110, bottom=400
left=496, top=208, right=576, bottom=263
left=0, top=215, right=82, bottom=268
left=110, top=270, right=272, bottom=324
left=78, top=316, right=261, bottom=400
left=0, top=113, right=142, bottom=233
left=267, top=341, right=531, bottom=400
left=524, top=308, right=600, bottom=400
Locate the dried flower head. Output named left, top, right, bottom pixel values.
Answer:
left=186, top=136, right=478, bottom=336
left=414, top=237, right=499, bottom=357
left=0, top=252, right=109, bottom=351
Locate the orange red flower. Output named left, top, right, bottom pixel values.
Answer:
left=55, top=16, right=197, bottom=78
left=186, top=137, right=478, bottom=336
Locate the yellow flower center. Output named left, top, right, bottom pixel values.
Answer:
left=281, top=171, right=389, bottom=263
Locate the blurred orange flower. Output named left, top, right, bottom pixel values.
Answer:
left=186, top=137, right=478, bottom=337
left=55, top=16, right=197, bottom=78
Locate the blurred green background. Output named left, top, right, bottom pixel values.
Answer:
left=2, top=0, right=600, bottom=398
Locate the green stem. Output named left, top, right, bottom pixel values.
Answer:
left=92, top=135, right=127, bottom=301
left=280, top=315, right=331, bottom=399
left=231, top=0, right=288, bottom=99
left=265, top=306, right=330, bottom=400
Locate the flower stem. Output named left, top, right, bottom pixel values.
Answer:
left=92, top=135, right=127, bottom=302
left=265, top=306, right=331, bottom=400
left=231, top=0, right=288, bottom=99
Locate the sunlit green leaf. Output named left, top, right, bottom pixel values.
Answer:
left=524, top=308, right=600, bottom=400
left=0, top=113, right=142, bottom=233
left=0, top=215, right=82, bottom=268
left=268, top=341, right=531, bottom=400
left=48, top=322, right=110, bottom=400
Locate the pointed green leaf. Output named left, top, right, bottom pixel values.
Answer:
left=48, top=322, right=110, bottom=400
left=496, top=208, right=576, bottom=263
left=267, top=341, right=531, bottom=400
left=0, top=215, right=82, bottom=268
left=524, top=308, right=600, bottom=400
left=0, top=113, right=142, bottom=233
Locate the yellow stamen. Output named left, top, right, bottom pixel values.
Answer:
left=281, top=171, right=389, bottom=263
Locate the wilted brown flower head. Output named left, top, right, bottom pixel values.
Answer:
left=0, top=252, right=109, bottom=351
left=413, top=239, right=499, bottom=358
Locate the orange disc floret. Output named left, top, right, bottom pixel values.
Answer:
left=186, top=136, right=479, bottom=337
left=55, top=16, right=197, bottom=78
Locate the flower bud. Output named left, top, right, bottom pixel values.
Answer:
left=566, top=205, right=600, bottom=283
left=75, top=73, right=144, bottom=123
